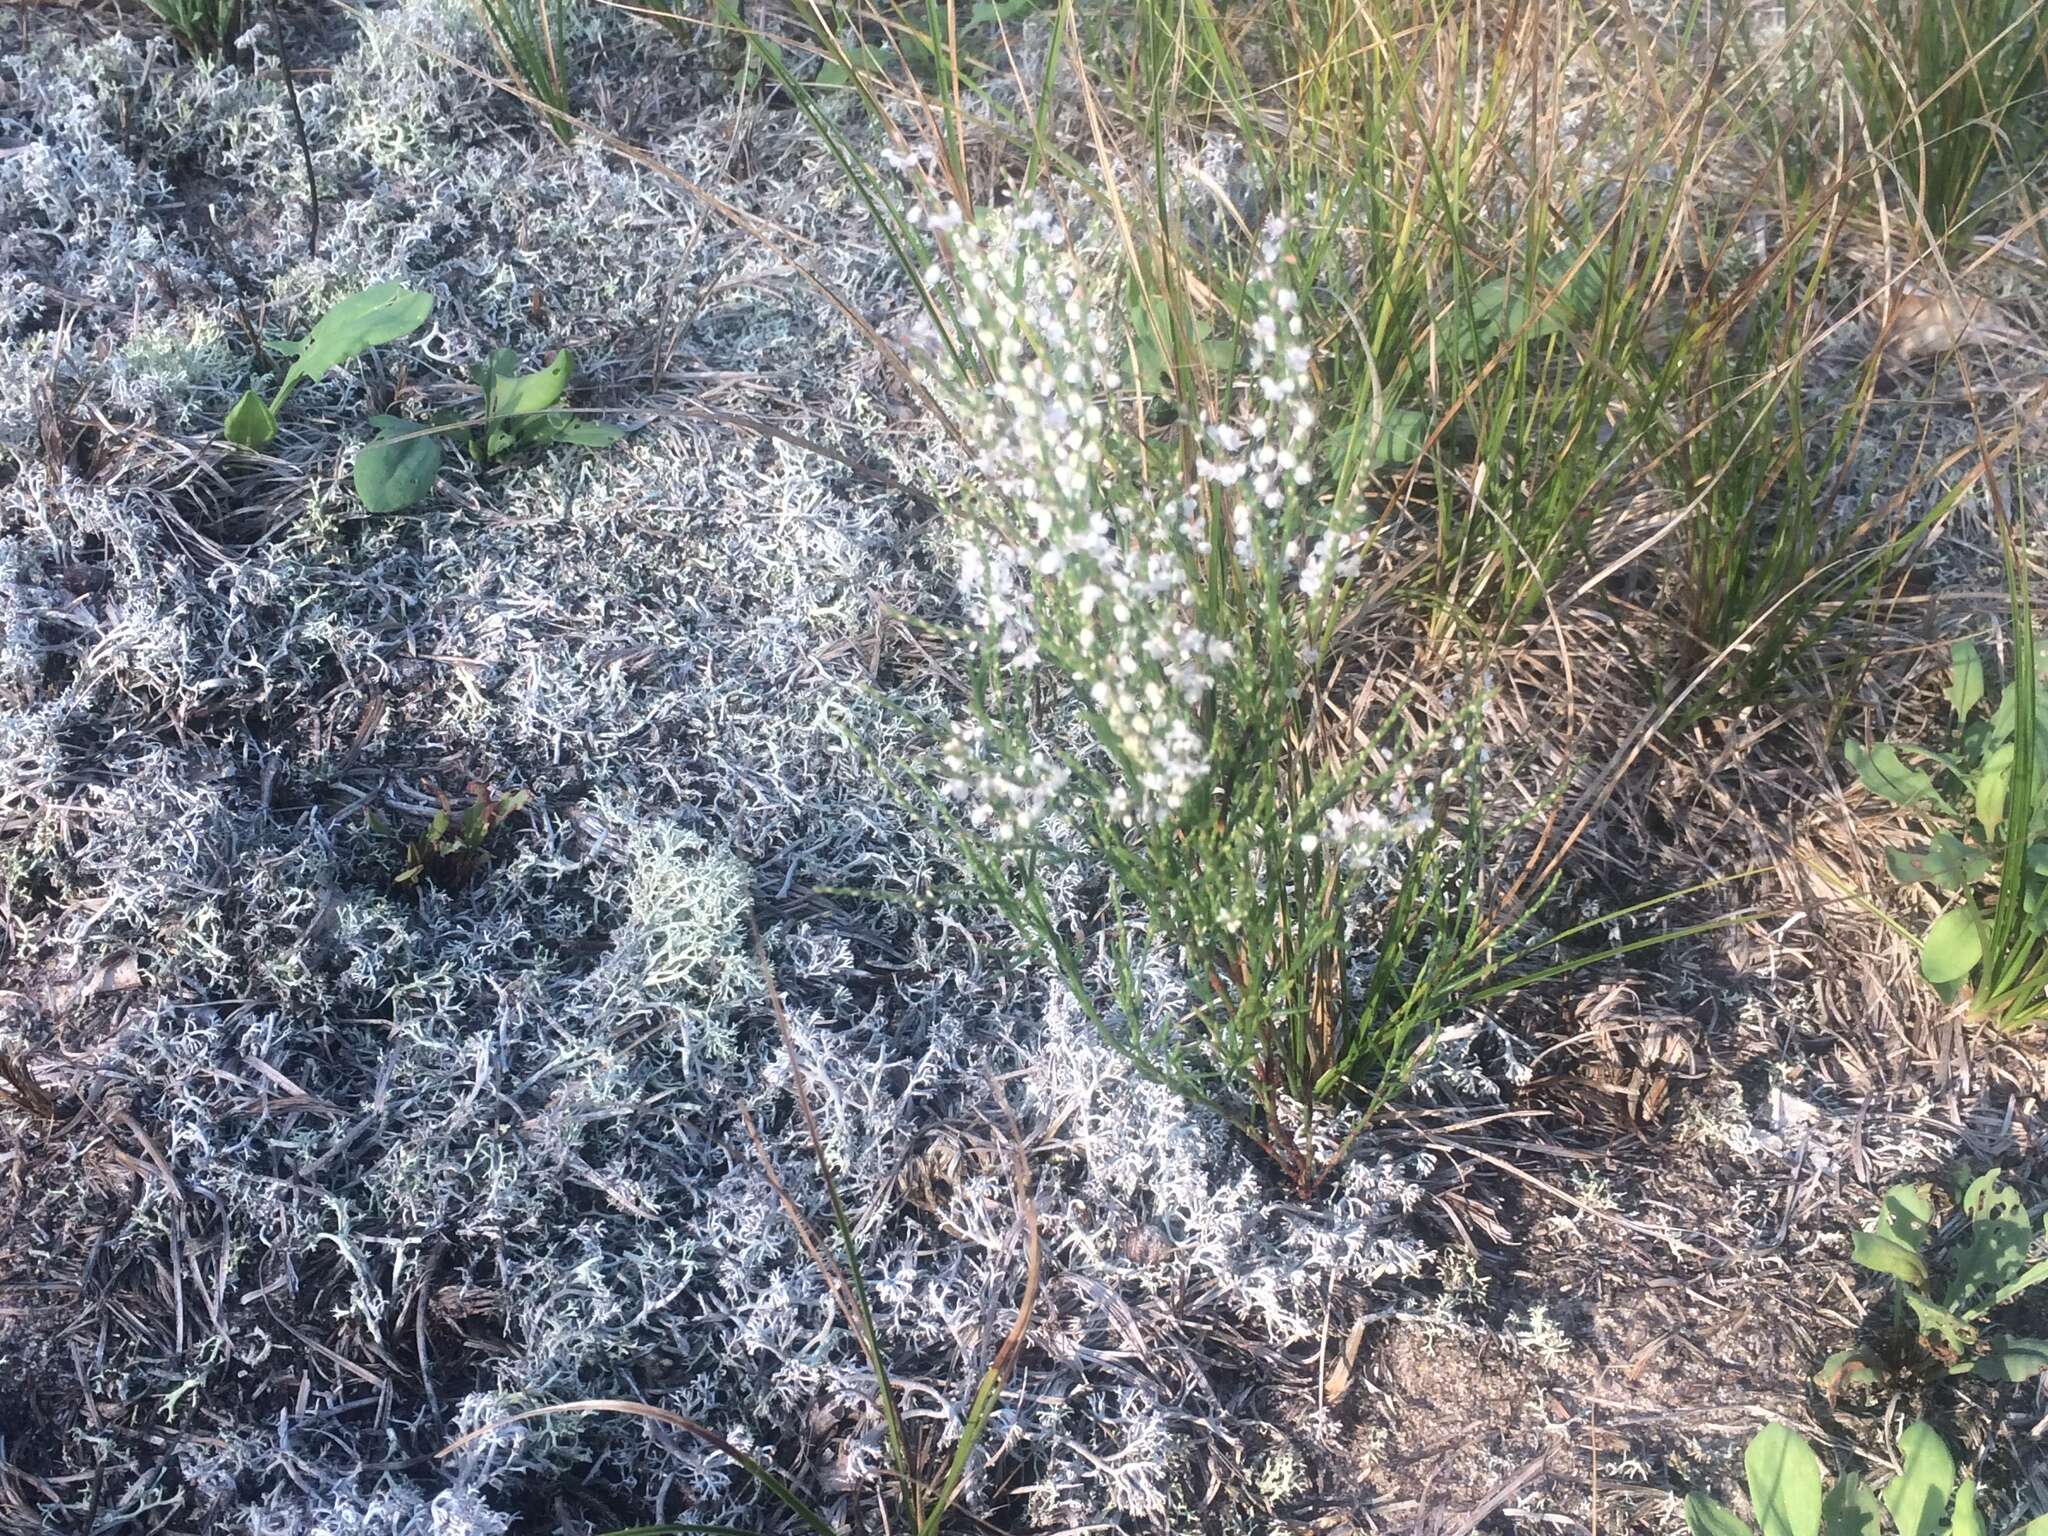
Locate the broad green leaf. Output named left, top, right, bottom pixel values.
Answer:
left=277, top=282, right=433, bottom=403
left=1976, top=757, right=2012, bottom=842
left=2006, top=1516, right=2048, bottom=1536
left=485, top=348, right=574, bottom=423
left=1874, top=1184, right=1935, bottom=1250
left=1951, top=1479, right=1987, bottom=1536
left=353, top=416, right=443, bottom=513
left=1813, top=1348, right=1886, bottom=1400
left=1974, top=1335, right=2048, bottom=1381
left=1887, top=833, right=1991, bottom=892
left=1745, top=1424, right=1823, bottom=1536
left=1882, top=1422, right=1955, bottom=1536
left=1334, top=405, right=1431, bottom=471
left=1919, top=906, right=1983, bottom=986
left=1852, top=1231, right=1930, bottom=1288
left=1437, top=246, right=1610, bottom=369
left=1686, top=1494, right=1755, bottom=1536
left=1847, top=742, right=1936, bottom=808
left=224, top=388, right=277, bottom=448
left=473, top=348, right=518, bottom=394
left=1948, top=642, right=1985, bottom=721
left=1819, top=1473, right=1882, bottom=1536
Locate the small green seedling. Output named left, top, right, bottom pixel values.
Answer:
left=1848, top=632, right=2048, bottom=1029
left=352, top=347, right=620, bottom=513
left=1686, top=1421, right=2048, bottom=1536
left=385, top=783, right=530, bottom=892
left=223, top=283, right=434, bottom=449
left=1815, top=1170, right=2048, bottom=1398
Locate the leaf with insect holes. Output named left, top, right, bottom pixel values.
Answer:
left=1819, top=1473, right=1882, bottom=1536
left=353, top=416, right=444, bottom=513
left=1949, top=642, right=1986, bottom=721
left=1883, top=1423, right=1956, bottom=1536
left=276, top=283, right=433, bottom=404
left=1973, top=1336, right=2048, bottom=1382
left=1874, top=1184, right=1935, bottom=1250
left=1919, top=906, right=1983, bottom=986
left=1847, top=742, right=1938, bottom=808
left=1686, top=1495, right=1754, bottom=1536
left=521, top=414, right=624, bottom=450
left=1745, top=1424, right=1823, bottom=1536
left=1949, top=1169, right=2032, bottom=1311
left=1814, top=1347, right=1887, bottom=1401
left=224, top=388, right=276, bottom=448
left=1904, top=1291, right=1976, bottom=1366
left=1887, top=833, right=1992, bottom=892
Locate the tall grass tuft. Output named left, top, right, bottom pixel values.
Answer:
left=1841, top=0, right=2048, bottom=243
left=144, top=0, right=242, bottom=55
left=474, top=0, right=578, bottom=143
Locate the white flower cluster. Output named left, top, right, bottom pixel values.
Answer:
left=938, top=718, right=1072, bottom=843
left=1196, top=220, right=1321, bottom=577
left=935, top=204, right=1231, bottom=826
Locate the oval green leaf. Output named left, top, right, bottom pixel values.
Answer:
left=1919, top=906, right=1983, bottom=986
left=1686, top=1494, right=1755, bottom=1536
left=353, top=416, right=443, bottom=513
left=1851, top=1232, right=1931, bottom=1289
left=1819, top=1472, right=1882, bottom=1536
left=1745, top=1424, right=1823, bottom=1536
left=278, top=282, right=434, bottom=402
left=1846, top=742, right=1938, bottom=807
left=1882, top=1422, right=1955, bottom=1536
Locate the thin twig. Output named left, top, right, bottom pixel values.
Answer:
left=264, top=0, right=322, bottom=257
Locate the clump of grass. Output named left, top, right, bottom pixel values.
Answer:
left=143, top=0, right=242, bottom=55
left=474, top=0, right=578, bottom=142
left=1841, top=0, right=2048, bottom=243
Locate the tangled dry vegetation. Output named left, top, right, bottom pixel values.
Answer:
left=1, top=0, right=2047, bottom=1533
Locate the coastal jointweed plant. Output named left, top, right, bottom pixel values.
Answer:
left=380, top=783, right=531, bottom=892
left=908, top=206, right=1590, bottom=1194
left=1685, top=1421, right=2048, bottom=1536
left=222, top=282, right=434, bottom=450
left=353, top=346, right=621, bottom=512
left=1815, top=1170, right=2048, bottom=1398
left=1848, top=611, right=2048, bottom=1028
